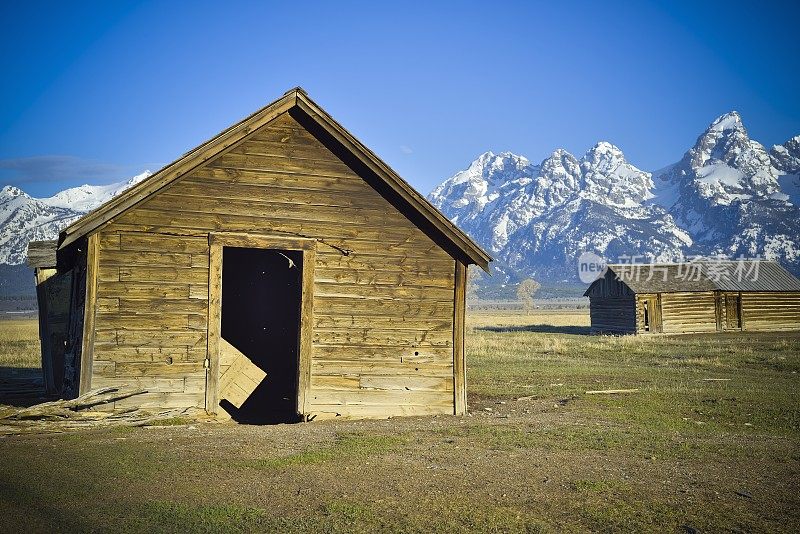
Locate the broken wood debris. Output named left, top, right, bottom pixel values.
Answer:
left=0, top=386, right=205, bottom=434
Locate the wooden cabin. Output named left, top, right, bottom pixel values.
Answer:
left=585, top=261, right=800, bottom=334
left=28, top=87, right=491, bottom=422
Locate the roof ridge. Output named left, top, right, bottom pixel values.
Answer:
left=57, top=88, right=491, bottom=270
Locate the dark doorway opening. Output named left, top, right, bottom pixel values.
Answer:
left=220, top=247, right=304, bottom=424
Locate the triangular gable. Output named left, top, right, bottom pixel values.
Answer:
left=59, top=87, right=491, bottom=271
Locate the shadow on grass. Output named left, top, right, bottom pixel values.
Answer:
left=477, top=324, right=592, bottom=335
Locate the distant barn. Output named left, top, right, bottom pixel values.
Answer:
left=27, top=87, right=491, bottom=423
left=584, top=261, right=800, bottom=334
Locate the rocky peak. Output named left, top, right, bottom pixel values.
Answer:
left=672, top=111, right=779, bottom=201
left=771, top=135, right=800, bottom=173
left=1, top=185, right=26, bottom=199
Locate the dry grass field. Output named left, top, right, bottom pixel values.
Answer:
left=0, top=311, right=798, bottom=532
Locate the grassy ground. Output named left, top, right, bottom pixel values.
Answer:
left=0, top=312, right=798, bottom=532
left=0, top=319, right=40, bottom=369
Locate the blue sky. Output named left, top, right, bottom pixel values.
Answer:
left=1, top=0, right=798, bottom=198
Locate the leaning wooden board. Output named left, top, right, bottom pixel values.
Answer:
left=218, top=338, right=266, bottom=408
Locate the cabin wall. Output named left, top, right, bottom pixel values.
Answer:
left=588, top=297, right=636, bottom=333
left=63, top=245, right=88, bottom=398
left=658, top=292, right=718, bottom=334
left=33, top=268, right=73, bottom=394
left=89, top=111, right=456, bottom=417
left=741, top=292, right=800, bottom=331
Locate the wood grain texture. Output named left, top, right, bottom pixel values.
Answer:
left=205, top=243, right=222, bottom=413
left=78, top=234, right=99, bottom=395
left=453, top=261, right=467, bottom=415
left=658, top=292, right=718, bottom=334
left=740, top=292, right=800, bottom=331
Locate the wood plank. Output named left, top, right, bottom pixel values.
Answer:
left=453, top=260, right=466, bottom=415
left=95, top=312, right=205, bottom=331
left=92, top=376, right=192, bottom=393
left=307, top=403, right=452, bottom=420
left=312, top=345, right=451, bottom=364
left=311, top=360, right=453, bottom=378
left=93, top=345, right=202, bottom=363
left=206, top=243, right=222, bottom=414
left=217, top=339, right=266, bottom=409
left=109, top=330, right=207, bottom=348
left=312, top=328, right=452, bottom=347
left=101, top=249, right=194, bottom=267
left=359, top=375, right=453, bottom=392
left=119, top=266, right=208, bottom=284
left=209, top=232, right=315, bottom=250
left=117, top=298, right=209, bottom=314
left=79, top=233, right=99, bottom=395
left=114, top=361, right=205, bottom=377
left=97, top=281, right=193, bottom=300
left=298, top=244, right=316, bottom=417
left=310, top=388, right=452, bottom=407
left=118, top=231, right=209, bottom=254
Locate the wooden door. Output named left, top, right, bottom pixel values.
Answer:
left=726, top=294, right=741, bottom=330
left=640, top=296, right=661, bottom=333
left=206, top=233, right=316, bottom=422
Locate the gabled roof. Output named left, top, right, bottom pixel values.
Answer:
left=584, top=260, right=800, bottom=295
left=58, top=87, right=491, bottom=271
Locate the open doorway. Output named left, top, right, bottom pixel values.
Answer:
left=219, top=246, right=304, bottom=424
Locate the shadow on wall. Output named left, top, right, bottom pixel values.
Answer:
left=476, top=325, right=592, bottom=335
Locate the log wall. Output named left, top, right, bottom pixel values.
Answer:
left=588, top=297, right=636, bottom=333
left=741, top=292, right=800, bottom=331
left=34, top=268, right=73, bottom=394
left=89, top=112, right=457, bottom=417
left=658, top=292, right=718, bottom=334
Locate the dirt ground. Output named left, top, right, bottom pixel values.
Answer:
left=0, top=312, right=798, bottom=532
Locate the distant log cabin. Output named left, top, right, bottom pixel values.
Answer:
left=27, top=87, right=491, bottom=423
left=584, top=261, right=800, bottom=334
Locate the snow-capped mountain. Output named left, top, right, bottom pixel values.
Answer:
left=0, top=172, right=150, bottom=264
left=430, top=112, right=800, bottom=281
left=652, top=112, right=800, bottom=267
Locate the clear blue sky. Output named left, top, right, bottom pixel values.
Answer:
left=1, top=0, right=798, bottom=198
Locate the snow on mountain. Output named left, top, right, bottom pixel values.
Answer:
left=430, top=144, right=689, bottom=280
left=771, top=135, right=800, bottom=205
left=0, top=172, right=150, bottom=265
left=430, top=111, right=799, bottom=282
left=653, top=112, right=800, bottom=267
left=44, top=171, right=151, bottom=211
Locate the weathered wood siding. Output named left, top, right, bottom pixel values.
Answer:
left=741, top=292, right=800, bottom=331
left=588, top=297, right=636, bottom=333
left=90, top=112, right=456, bottom=417
left=34, top=268, right=73, bottom=394
left=658, top=292, right=718, bottom=334
left=63, top=244, right=88, bottom=398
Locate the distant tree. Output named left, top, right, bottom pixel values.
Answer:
left=516, top=278, right=541, bottom=313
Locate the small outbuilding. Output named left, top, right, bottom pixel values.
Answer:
left=584, top=260, right=800, bottom=334
left=28, top=87, right=491, bottom=422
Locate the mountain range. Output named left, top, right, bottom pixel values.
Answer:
left=429, top=111, right=800, bottom=283
left=1, top=111, right=798, bottom=294
left=0, top=172, right=150, bottom=265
